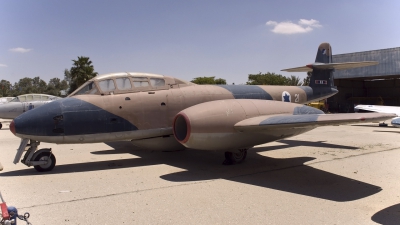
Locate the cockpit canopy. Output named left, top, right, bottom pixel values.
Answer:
left=0, top=97, right=14, bottom=103
left=10, top=94, right=61, bottom=102
left=70, top=72, right=192, bottom=96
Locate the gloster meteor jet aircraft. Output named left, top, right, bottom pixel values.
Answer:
left=9, top=43, right=393, bottom=172
left=0, top=94, right=61, bottom=129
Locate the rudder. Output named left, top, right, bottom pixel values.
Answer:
left=310, top=42, right=334, bottom=88
left=315, top=42, right=332, bottom=63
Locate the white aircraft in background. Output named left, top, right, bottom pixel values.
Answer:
left=0, top=97, right=14, bottom=171
left=0, top=94, right=61, bottom=129
left=355, top=105, right=400, bottom=127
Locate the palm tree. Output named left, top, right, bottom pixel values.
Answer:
left=286, top=75, right=303, bottom=86
left=67, top=56, right=98, bottom=94
left=302, top=72, right=312, bottom=86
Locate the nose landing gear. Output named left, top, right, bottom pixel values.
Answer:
left=31, top=150, right=56, bottom=172
left=14, top=139, right=56, bottom=172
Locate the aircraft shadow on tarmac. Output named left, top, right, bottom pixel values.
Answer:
left=351, top=124, right=394, bottom=128
left=374, top=130, right=400, bottom=134
left=0, top=140, right=380, bottom=202
left=371, top=203, right=400, bottom=225
left=270, top=139, right=358, bottom=150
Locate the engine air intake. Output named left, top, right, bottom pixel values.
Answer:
left=173, top=114, right=190, bottom=143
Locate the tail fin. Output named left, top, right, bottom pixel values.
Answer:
left=281, top=42, right=378, bottom=88
left=310, top=43, right=333, bottom=88
left=315, top=42, right=332, bottom=63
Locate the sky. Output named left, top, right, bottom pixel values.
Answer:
left=1, top=0, right=400, bottom=85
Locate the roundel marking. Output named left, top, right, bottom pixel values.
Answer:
left=282, top=91, right=291, bottom=102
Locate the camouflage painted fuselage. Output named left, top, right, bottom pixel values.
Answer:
left=12, top=72, right=337, bottom=146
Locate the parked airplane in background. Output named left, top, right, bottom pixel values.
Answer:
left=8, top=43, right=388, bottom=172
left=355, top=105, right=400, bottom=127
left=0, top=97, right=14, bottom=105
left=0, top=94, right=61, bottom=129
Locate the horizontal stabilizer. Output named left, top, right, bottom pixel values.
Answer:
left=234, top=113, right=396, bottom=132
left=281, top=61, right=378, bottom=72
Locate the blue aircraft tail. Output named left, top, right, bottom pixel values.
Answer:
left=282, top=42, right=377, bottom=89
left=310, top=42, right=334, bottom=88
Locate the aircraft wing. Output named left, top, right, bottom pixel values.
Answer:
left=355, top=105, right=400, bottom=116
left=281, top=61, right=378, bottom=72
left=234, top=113, right=396, bottom=132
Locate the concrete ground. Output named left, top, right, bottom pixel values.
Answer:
left=0, top=118, right=399, bottom=224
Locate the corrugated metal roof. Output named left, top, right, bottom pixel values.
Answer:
left=332, top=47, right=400, bottom=79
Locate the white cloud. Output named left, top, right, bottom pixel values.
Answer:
left=266, top=21, right=277, bottom=26
left=0, top=64, right=7, bottom=67
left=298, top=19, right=322, bottom=28
left=266, top=19, right=322, bottom=34
left=9, top=47, right=32, bottom=53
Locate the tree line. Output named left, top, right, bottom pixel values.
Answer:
left=0, top=56, right=310, bottom=98
left=0, top=77, right=68, bottom=97
left=0, top=56, right=97, bottom=97
left=191, top=72, right=310, bottom=86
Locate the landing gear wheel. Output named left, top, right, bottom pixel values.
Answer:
left=0, top=122, right=2, bottom=129
left=379, top=122, right=388, bottom=127
left=223, top=149, right=248, bottom=165
left=33, top=151, right=56, bottom=172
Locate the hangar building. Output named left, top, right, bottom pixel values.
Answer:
left=328, top=47, right=400, bottom=113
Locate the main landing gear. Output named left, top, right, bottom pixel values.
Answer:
left=379, top=122, right=388, bottom=127
left=223, top=148, right=248, bottom=165
left=14, top=139, right=56, bottom=172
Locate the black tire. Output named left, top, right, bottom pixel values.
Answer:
left=0, top=123, right=2, bottom=129
left=223, top=149, right=248, bottom=165
left=33, top=151, right=56, bottom=172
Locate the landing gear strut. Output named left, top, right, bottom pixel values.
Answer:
left=223, top=148, right=248, bottom=165
left=14, top=139, right=56, bottom=172
left=379, top=122, right=388, bottom=127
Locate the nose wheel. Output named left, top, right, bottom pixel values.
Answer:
left=14, top=139, right=57, bottom=172
left=32, top=150, right=56, bottom=172
left=223, top=148, right=248, bottom=165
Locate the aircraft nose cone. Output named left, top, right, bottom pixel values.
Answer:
left=10, top=120, right=16, bottom=135
left=13, top=100, right=63, bottom=137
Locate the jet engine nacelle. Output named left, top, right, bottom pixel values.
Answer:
left=173, top=99, right=322, bottom=151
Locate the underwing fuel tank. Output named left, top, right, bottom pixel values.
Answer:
left=173, top=99, right=322, bottom=151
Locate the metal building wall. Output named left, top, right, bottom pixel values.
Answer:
left=332, top=47, right=400, bottom=79
left=328, top=47, right=400, bottom=112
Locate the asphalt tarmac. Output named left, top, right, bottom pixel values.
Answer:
left=0, top=118, right=399, bottom=224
